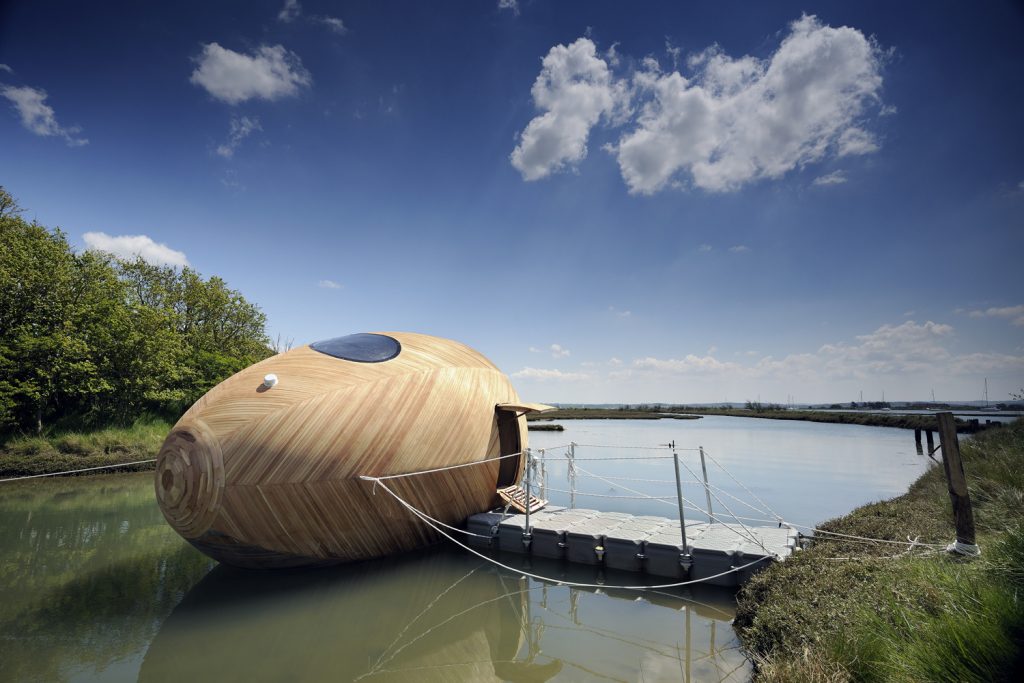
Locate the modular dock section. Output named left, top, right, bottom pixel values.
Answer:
left=466, top=507, right=798, bottom=587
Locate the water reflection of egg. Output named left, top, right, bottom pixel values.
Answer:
left=155, top=332, right=540, bottom=568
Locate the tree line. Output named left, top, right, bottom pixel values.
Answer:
left=0, top=187, right=272, bottom=435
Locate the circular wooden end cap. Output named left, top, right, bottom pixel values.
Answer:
left=155, top=420, right=224, bottom=540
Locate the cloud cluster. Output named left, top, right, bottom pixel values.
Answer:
left=190, top=43, right=311, bottom=105
left=632, top=321, right=1023, bottom=384
left=967, top=305, right=1024, bottom=326
left=813, top=170, right=847, bottom=186
left=512, top=15, right=886, bottom=194
left=512, top=367, right=590, bottom=381
left=318, top=279, right=342, bottom=289
left=215, top=115, right=261, bottom=158
left=510, top=38, right=627, bottom=180
left=1, top=85, right=87, bottom=146
left=530, top=343, right=572, bottom=358
left=277, top=1, right=347, bottom=34
left=83, top=232, right=189, bottom=268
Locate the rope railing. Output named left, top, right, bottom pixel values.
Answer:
left=2, top=438, right=941, bottom=554
left=358, top=474, right=771, bottom=591
left=0, top=459, right=157, bottom=482
left=573, top=463, right=774, bottom=555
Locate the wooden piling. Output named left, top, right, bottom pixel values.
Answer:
left=914, top=428, right=922, bottom=445
left=936, top=412, right=978, bottom=554
left=926, top=430, right=935, bottom=452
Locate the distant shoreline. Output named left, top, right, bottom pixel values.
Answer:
left=528, top=407, right=1008, bottom=433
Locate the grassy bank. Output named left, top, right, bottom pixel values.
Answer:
left=686, top=407, right=992, bottom=433
left=735, top=420, right=1024, bottom=681
left=527, top=408, right=702, bottom=421
left=0, top=417, right=170, bottom=478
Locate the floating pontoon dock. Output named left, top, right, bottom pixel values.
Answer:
left=467, top=507, right=798, bottom=588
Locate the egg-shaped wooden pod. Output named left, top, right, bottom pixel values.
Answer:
left=154, top=332, right=545, bottom=568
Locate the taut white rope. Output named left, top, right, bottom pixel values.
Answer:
left=0, top=459, right=156, bottom=482
left=359, top=475, right=770, bottom=591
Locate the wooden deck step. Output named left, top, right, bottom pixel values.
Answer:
left=497, top=485, right=547, bottom=514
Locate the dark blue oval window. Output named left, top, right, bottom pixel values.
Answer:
left=310, top=333, right=401, bottom=363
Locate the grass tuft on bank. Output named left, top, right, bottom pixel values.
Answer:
left=0, top=416, right=170, bottom=477
left=735, top=419, right=1024, bottom=682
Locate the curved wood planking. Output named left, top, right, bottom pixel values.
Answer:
left=156, top=331, right=529, bottom=568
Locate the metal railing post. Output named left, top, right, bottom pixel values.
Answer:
left=568, top=442, right=577, bottom=509
left=671, top=441, right=692, bottom=571
left=539, top=448, right=547, bottom=500
left=699, top=446, right=714, bottom=523
left=523, top=447, right=533, bottom=550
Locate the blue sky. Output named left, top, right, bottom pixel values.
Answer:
left=2, top=1, right=1022, bottom=404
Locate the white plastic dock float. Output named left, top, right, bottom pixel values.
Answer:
left=467, top=507, right=798, bottom=587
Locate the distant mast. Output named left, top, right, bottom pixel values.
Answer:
left=985, top=377, right=989, bottom=407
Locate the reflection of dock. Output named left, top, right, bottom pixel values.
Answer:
left=138, top=547, right=748, bottom=682
left=468, top=507, right=798, bottom=587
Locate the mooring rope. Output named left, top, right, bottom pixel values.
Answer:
left=573, top=464, right=774, bottom=555
left=365, top=450, right=523, bottom=481
left=699, top=448, right=790, bottom=527
left=0, top=459, right=157, bottom=482
left=358, top=475, right=771, bottom=591
left=570, top=471, right=773, bottom=517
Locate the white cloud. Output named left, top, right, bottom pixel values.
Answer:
left=319, top=16, right=348, bottom=34
left=629, top=321, right=1024, bottom=387
left=635, top=354, right=744, bottom=375
left=813, top=170, right=847, bottom=186
left=512, top=367, right=591, bottom=381
left=609, top=305, right=632, bottom=318
left=318, top=279, right=342, bottom=289
left=215, top=115, right=261, bottom=158
left=0, top=64, right=13, bottom=74
left=836, top=127, right=879, bottom=156
left=608, top=15, right=884, bottom=194
left=550, top=343, right=570, bottom=358
left=513, top=16, right=886, bottom=193
left=698, top=244, right=713, bottom=253
left=967, top=305, right=1024, bottom=326
left=83, top=232, right=189, bottom=268
left=510, top=38, right=627, bottom=180
left=1, top=85, right=87, bottom=146
left=498, top=0, right=520, bottom=15
left=729, top=245, right=750, bottom=253
left=278, top=0, right=301, bottom=23
left=190, top=43, right=311, bottom=105
left=903, top=310, right=915, bottom=317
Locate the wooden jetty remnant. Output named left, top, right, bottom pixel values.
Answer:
left=154, top=331, right=552, bottom=568
left=936, top=412, right=980, bottom=556
left=466, top=507, right=798, bottom=587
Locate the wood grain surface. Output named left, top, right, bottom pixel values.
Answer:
left=155, top=332, right=529, bottom=567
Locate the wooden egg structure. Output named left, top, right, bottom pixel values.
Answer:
left=155, top=332, right=544, bottom=568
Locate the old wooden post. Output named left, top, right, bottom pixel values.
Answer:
left=936, top=412, right=979, bottom=556
left=914, top=428, right=922, bottom=446
left=926, top=429, right=935, bottom=453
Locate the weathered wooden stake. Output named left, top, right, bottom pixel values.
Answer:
left=936, top=412, right=979, bottom=555
left=914, top=428, right=922, bottom=445
left=926, top=429, right=935, bottom=452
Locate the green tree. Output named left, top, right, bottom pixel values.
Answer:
left=0, top=187, right=272, bottom=434
left=0, top=212, right=118, bottom=432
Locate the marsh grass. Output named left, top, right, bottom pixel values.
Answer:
left=0, top=415, right=170, bottom=476
left=736, top=420, right=1024, bottom=681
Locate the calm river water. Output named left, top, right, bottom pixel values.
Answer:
left=0, top=416, right=932, bottom=682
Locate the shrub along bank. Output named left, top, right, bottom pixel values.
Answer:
left=0, top=416, right=169, bottom=478
left=735, top=419, right=1024, bottom=682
